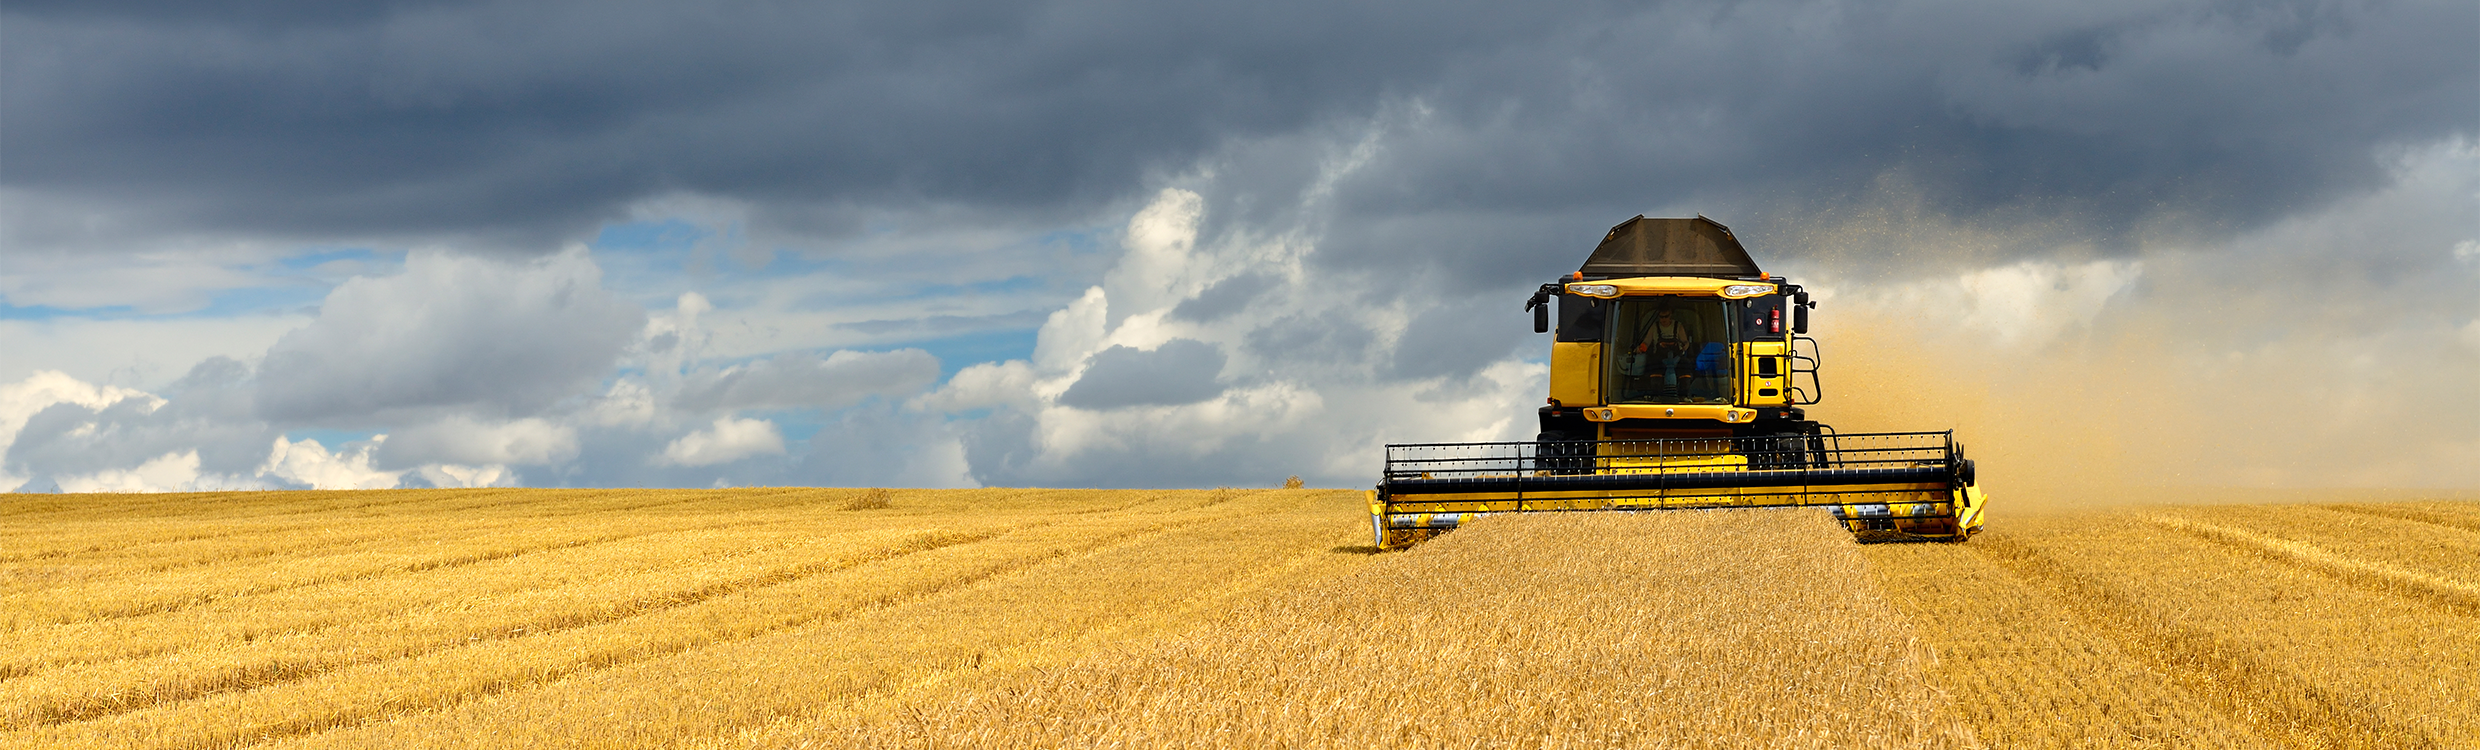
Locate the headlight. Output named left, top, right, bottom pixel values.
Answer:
left=1721, top=284, right=1776, bottom=298
left=1567, top=283, right=1620, bottom=297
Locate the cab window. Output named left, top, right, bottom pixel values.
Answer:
left=1607, top=297, right=1734, bottom=404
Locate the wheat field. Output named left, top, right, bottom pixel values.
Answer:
left=3, top=488, right=2474, bottom=748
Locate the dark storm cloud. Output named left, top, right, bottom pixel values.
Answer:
left=0, top=0, right=1553, bottom=249
left=1169, top=272, right=1277, bottom=323
left=7, top=0, right=2467, bottom=258
left=1386, top=300, right=1532, bottom=382
left=1244, top=313, right=1378, bottom=367
left=1299, top=1, right=2475, bottom=275
left=1056, top=339, right=1227, bottom=409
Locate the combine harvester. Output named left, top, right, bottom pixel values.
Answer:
left=1370, top=216, right=1988, bottom=549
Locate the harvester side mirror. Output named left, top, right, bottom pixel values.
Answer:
left=1792, top=292, right=1811, bottom=334
left=1526, top=283, right=1558, bottom=334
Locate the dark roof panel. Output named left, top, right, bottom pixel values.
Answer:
left=1579, top=216, right=1762, bottom=278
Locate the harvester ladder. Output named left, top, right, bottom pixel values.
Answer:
left=1787, top=334, right=1824, bottom=405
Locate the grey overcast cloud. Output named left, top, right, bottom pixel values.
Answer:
left=2, top=0, right=2474, bottom=494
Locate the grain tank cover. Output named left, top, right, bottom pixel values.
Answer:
left=1580, top=215, right=1763, bottom=279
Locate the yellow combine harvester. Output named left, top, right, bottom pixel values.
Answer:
left=1370, top=216, right=1987, bottom=549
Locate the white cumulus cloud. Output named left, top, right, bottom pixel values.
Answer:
left=660, top=417, right=787, bottom=467
left=942, top=180, right=1548, bottom=489
left=254, top=246, right=644, bottom=425
left=0, top=370, right=162, bottom=490
left=262, top=436, right=402, bottom=490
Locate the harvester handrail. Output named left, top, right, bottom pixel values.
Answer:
left=1379, top=430, right=1958, bottom=483
left=1380, top=429, right=1951, bottom=450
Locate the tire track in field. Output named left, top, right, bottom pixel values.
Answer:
left=39, top=510, right=1243, bottom=750
left=3, top=525, right=1019, bottom=730
left=0, top=492, right=238, bottom=520
left=7, top=489, right=1206, bottom=639
left=2146, top=515, right=2480, bottom=616
left=1, top=500, right=1073, bottom=689
left=0, top=523, right=327, bottom=566
left=424, top=487, right=813, bottom=518
left=6, top=533, right=640, bottom=628
left=0, top=490, right=547, bottom=562
left=1967, top=532, right=2438, bottom=750
left=2, top=488, right=814, bottom=575
left=1, top=523, right=820, bottom=684
left=2318, top=503, right=2480, bottom=535
left=1, top=517, right=607, bottom=593
left=274, top=491, right=1336, bottom=750
left=2, top=488, right=709, bottom=536
left=689, top=509, right=1364, bottom=749
left=0, top=488, right=495, bottom=521
left=190, top=489, right=700, bottom=525
left=1, top=520, right=916, bottom=681
left=2, top=517, right=789, bottom=632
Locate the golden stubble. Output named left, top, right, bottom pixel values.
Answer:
left=4, top=488, right=2474, bottom=749
left=1867, top=501, right=2480, bottom=748
left=830, top=509, right=1984, bottom=749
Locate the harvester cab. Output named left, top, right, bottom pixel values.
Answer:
left=1371, top=216, right=1987, bottom=549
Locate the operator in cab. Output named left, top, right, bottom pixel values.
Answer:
left=1628, top=301, right=1701, bottom=401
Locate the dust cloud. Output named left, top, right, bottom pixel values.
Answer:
left=1755, top=186, right=2480, bottom=509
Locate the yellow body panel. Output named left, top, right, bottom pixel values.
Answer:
left=1958, top=484, right=1989, bottom=533
left=1581, top=404, right=1756, bottom=423
left=1740, top=340, right=1790, bottom=406
left=1549, top=342, right=1602, bottom=406
left=1567, top=278, right=1776, bottom=298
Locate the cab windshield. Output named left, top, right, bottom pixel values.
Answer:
left=1608, top=297, right=1734, bottom=404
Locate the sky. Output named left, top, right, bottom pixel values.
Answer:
left=2, top=0, right=2475, bottom=496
